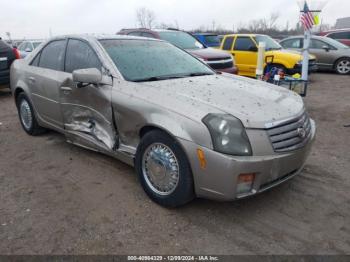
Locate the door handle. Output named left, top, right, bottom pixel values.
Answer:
left=60, top=86, right=72, bottom=91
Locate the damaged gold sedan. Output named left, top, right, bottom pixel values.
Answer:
left=10, top=35, right=316, bottom=207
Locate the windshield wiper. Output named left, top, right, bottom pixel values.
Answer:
left=132, top=75, right=187, bottom=82
left=188, top=72, right=214, bottom=77
left=132, top=72, right=213, bottom=82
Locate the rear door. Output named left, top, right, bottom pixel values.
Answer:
left=59, top=38, right=116, bottom=151
left=26, top=39, right=67, bottom=129
left=232, top=36, right=258, bottom=76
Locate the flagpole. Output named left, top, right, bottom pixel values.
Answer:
left=301, top=29, right=311, bottom=81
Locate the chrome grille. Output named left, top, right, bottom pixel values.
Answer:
left=206, top=58, right=233, bottom=70
left=267, top=112, right=312, bottom=152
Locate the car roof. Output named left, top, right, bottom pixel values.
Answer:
left=46, top=34, right=162, bottom=42
left=322, top=28, right=350, bottom=34
left=223, top=34, right=265, bottom=37
left=281, top=35, right=330, bottom=41
left=193, top=33, right=218, bottom=36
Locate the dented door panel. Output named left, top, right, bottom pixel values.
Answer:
left=60, top=75, right=117, bottom=151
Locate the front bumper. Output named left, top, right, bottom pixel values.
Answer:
left=178, top=120, right=316, bottom=201
left=287, top=63, right=318, bottom=75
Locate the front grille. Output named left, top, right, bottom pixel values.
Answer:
left=207, top=59, right=233, bottom=70
left=267, top=112, right=312, bottom=152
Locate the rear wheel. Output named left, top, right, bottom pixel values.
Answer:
left=135, top=130, right=195, bottom=207
left=335, top=58, right=350, bottom=75
left=16, top=93, right=46, bottom=135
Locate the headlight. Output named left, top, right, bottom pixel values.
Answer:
left=203, top=114, right=252, bottom=156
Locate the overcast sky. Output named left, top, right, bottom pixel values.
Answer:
left=0, top=0, right=348, bottom=39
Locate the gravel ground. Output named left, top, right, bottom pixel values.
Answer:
left=0, top=73, right=349, bottom=255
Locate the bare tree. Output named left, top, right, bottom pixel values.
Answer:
left=136, top=7, right=156, bottom=29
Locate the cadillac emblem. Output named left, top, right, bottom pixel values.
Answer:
left=297, top=127, right=306, bottom=139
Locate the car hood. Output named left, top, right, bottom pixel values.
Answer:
left=188, top=48, right=231, bottom=60
left=131, top=74, right=304, bottom=129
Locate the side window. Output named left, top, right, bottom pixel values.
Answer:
left=65, top=39, right=102, bottom=73
left=329, top=32, right=349, bottom=39
left=282, top=39, right=302, bottom=49
left=223, top=37, right=234, bottom=51
left=234, top=37, right=256, bottom=51
left=310, top=39, right=328, bottom=49
left=141, top=32, right=156, bottom=38
left=39, top=40, right=66, bottom=71
left=128, top=32, right=142, bottom=37
left=31, top=53, right=41, bottom=67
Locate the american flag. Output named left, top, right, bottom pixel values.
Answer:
left=300, top=2, right=315, bottom=30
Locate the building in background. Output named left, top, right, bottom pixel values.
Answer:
left=335, top=17, right=350, bottom=29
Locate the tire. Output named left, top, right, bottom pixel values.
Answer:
left=334, top=58, right=350, bottom=75
left=16, top=93, right=46, bottom=136
left=135, top=130, right=195, bottom=207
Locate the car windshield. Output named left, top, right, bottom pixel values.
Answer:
left=204, top=35, right=221, bottom=46
left=324, top=37, right=349, bottom=49
left=99, top=39, right=214, bottom=82
left=158, top=31, right=204, bottom=50
left=33, top=42, right=42, bottom=48
left=254, top=35, right=282, bottom=51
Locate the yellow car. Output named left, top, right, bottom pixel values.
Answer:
left=219, top=34, right=317, bottom=77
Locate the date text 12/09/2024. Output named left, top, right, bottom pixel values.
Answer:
left=127, top=256, right=219, bottom=261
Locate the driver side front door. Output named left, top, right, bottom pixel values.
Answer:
left=59, top=38, right=117, bottom=152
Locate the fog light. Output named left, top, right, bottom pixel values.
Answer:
left=237, top=173, right=256, bottom=194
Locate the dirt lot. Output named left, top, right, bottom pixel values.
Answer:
left=0, top=73, right=349, bottom=255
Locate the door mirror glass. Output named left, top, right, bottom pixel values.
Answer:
left=73, top=68, right=102, bottom=86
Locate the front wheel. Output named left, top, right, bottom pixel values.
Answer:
left=135, top=130, right=195, bottom=207
left=335, top=58, right=350, bottom=75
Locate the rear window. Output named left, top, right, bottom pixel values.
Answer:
left=39, top=40, right=66, bottom=71
left=281, top=38, right=302, bottom=49
left=158, top=31, right=204, bottom=50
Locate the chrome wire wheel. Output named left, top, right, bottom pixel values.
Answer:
left=20, top=99, right=33, bottom=130
left=142, top=143, right=180, bottom=196
left=336, top=59, right=350, bottom=74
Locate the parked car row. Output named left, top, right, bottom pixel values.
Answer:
left=17, top=40, right=43, bottom=58
left=10, top=34, right=316, bottom=207
left=193, top=30, right=350, bottom=75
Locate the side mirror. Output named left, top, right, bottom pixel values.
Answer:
left=25, top=48, right=32, bottom=52
left=322, top=45, right=330, bottom=52
left=73, top=68, right=102, bottom=87
left=249, top=46, right=258, bottom=52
